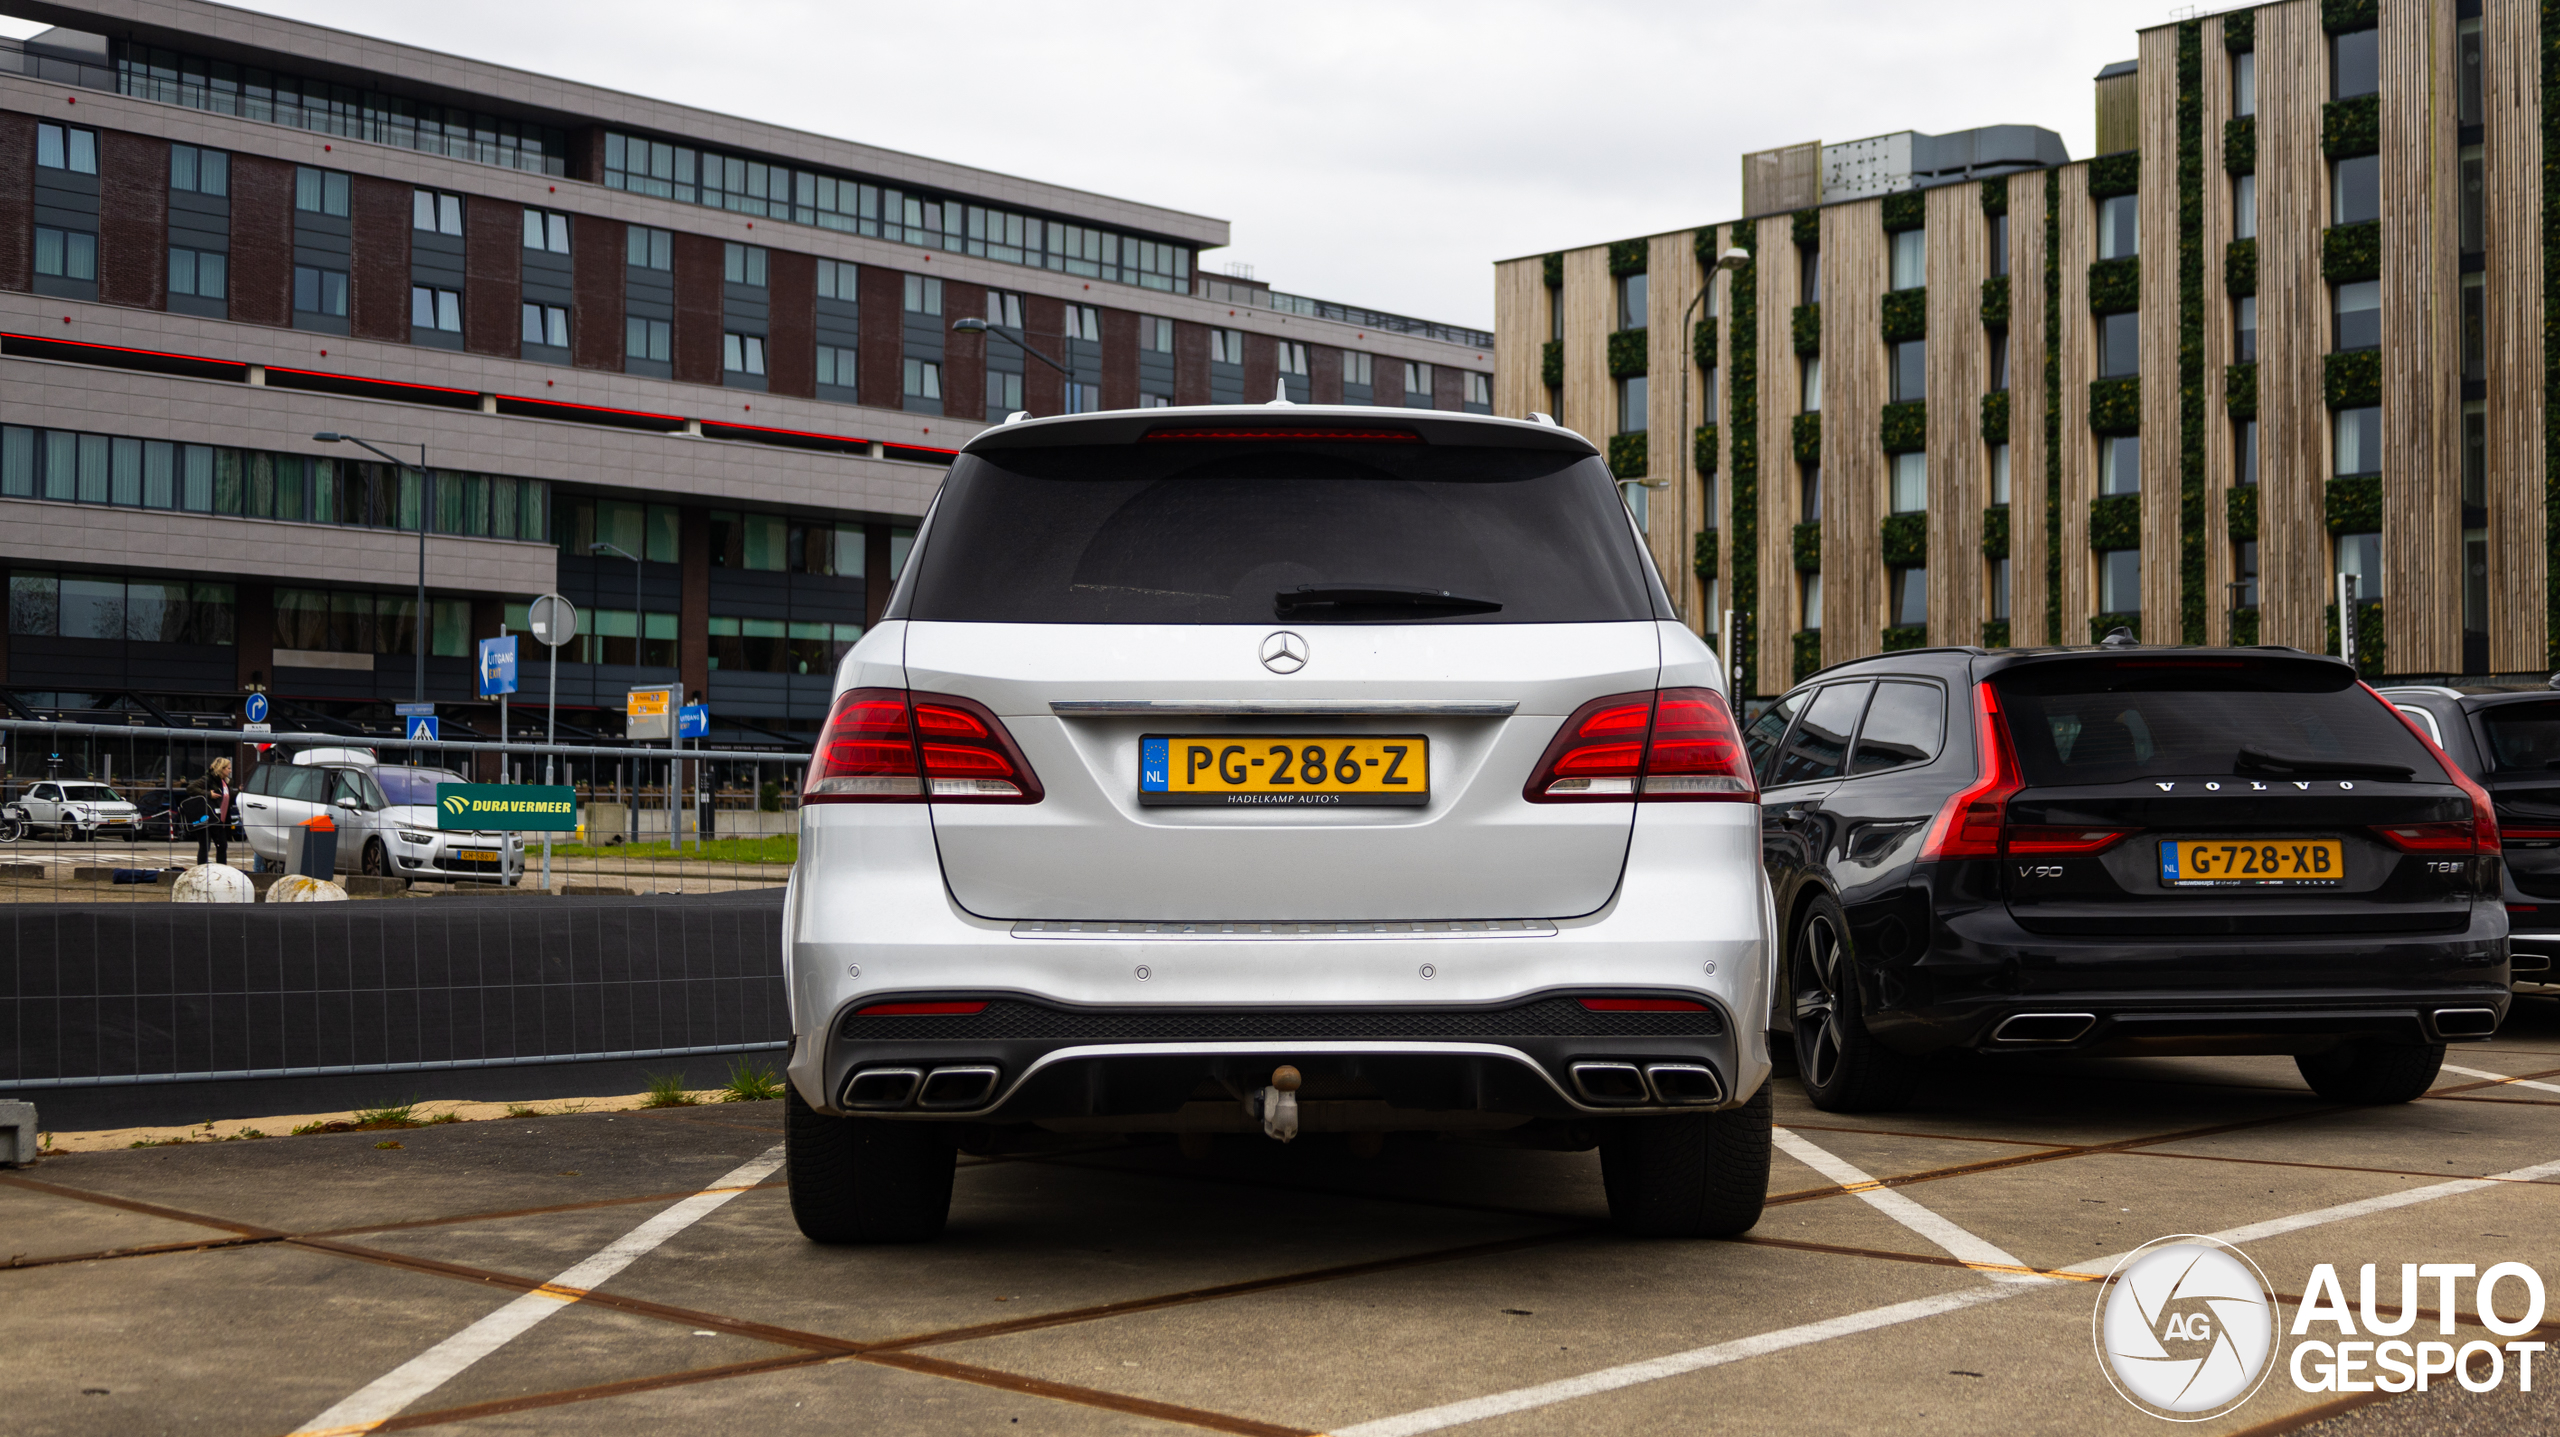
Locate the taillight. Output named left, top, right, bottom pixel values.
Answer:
left=2503, top=826, right=2560, bottom=845
left=804, top=688, right=1044, bottom=804
left=2363, top=683, right=2499, bottom=855
left=2371, top=822, right=2479, bottom=854
left=2006, top=826, right=2129, bottom=855
left=1920, top=680, right=2023, bottom=860
left=1523, top=688, right=1755, bottom=802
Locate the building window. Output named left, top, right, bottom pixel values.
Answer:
left=1990, top=442, right=2011, bottom=504
left=521, top=303, right=568, bottom=348
left=1343, top=351, right=1374, bottom=386
left=1800, top=571, right=1823, bottom=631
left=2333, top=155, right=2379, bottom=225
left=411, top=286, right=461, bottom=332
left=2233, top=540, right=2258, bottom=609
left=2233, top=174, right=2256, bottom=239
left=2235, top=294, right=2257, bottom=362
left=2459, top=145, right=2484, bottom=255
left=818, top=258, right=855, bottom=300
left=904, top=358, right=942, bottom=401
left=294, top=167, right=349, bottom=216
left=1465, top=371, right=1490, bottom=406
left=2333, top=280, right=2379, bottom=351
left=724, top=242, right=768, bottom=287
left=986, top=369, right=1022, bottom=416
left=2101, top=434, right=2140, bottom=495
left=1801, top=465, right=1822, bottom=522
left=1989, top=557, right=2011, bottom=621
left=1140, top=394, right=1173, bottom=409
left=813, top=346, right=857, bottom=396
left=1065, top=304, right=1100, bottom=342
left=1405, top=361, right=1434, bottom=398
left=522, top=210, right=570, bottom=253
left=979, top=289, right=1023, bottom=329
left=1701, top=365, right=1719, bottom=422
left=1618, top=272, right=1648, bottom=330
left=2100, top=548, right=2141, bottom=613
left=2331, top=26, right=2378, bottom=100
left=627, top=225, right=673, bottom=270
left=2097, top=195, right=2138, bottom=259
left=1801, top=355, right=1822, bottom=412
left=169, top=143, right=228, bottom=194
left=2100, top=312, right=2139, bottom=377
left=2458, top=17, right=2483, bottom=125
left=903, top=274, right=941, bottom=314
left=168, top=247, right=226, bottom=299
left=1278, top=342, right=1308, bottom=375
left=1065, top=382, right=1100, bottom=414
left=1889, top=567, right=1927, bottom=627
left=412, top=189, right=462, bottom=235
left=1618, top=376, right=1648, bottom=433
left=1891, top=452, right=1926, bottom=513
left=36, top=122, right=97, bottom=174
left=34, top=227, right=97, bottom=281
left=2461, top=272, right=2485, bottom=381
left=1211, top=328, right=1244, bottom=364
left=2237, top=419, right=2258, bottom=486
left=1988, top=329, right=2010, bottom=391
left=1890, top=228, right=1925, bottom=291
left=295, top=265, right=349, bottom=316
left=2334, top=406, right=2379, bottom=476
left=2335, top=531, right=2383, bottom=603
left=1800, top=247, right=1822, bottom=303
left=723, top=333, right=767, bottom=375
left=2462, top=400, right=2486, bottom=509
left=1147, top=317, right=1174, bottom=353
left=1987, top=214, right=2009, bottom=277
left=2233, top=47, right=2256, bottom=116
left=625, top=317, right=671, bottom=363
left=1890, top=340, right=1924, bottom=403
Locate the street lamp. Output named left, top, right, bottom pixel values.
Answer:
left=1676, top=248, right=1753, bottom=628
left=313, top=432, right=431, bottom=706
left=953, top=315, right=1073, bottom=412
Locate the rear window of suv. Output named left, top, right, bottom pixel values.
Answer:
left=898, top=443, right=1665, bottom=624
left=1994, top=657, right=2443, bottom=787
left=2478, top=701, right=2560, bottom=773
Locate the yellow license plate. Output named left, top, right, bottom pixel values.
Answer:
left=1139, top=735, right=1427, bottom=807
left=2161, top=839, right=2345, bottom=887
left=454, top=849, right=499, bottom=862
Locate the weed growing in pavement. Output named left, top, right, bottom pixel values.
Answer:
left=374, top=1140, right=404, bottom=1150
left=642, top=1071, right=703, bottom=1108
left=721, top=1056, right=784, bottom=1102
left=555, top=1101, right=591, bottom=1114
left=127, top=1136, right=190, bottom=1148
left=289, top=1120, right=327, bottom=1135
left=351, top=1101, right=420, bottom=1128
left=501, top=1103, right=546, bottom=1119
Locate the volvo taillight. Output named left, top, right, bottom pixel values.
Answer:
left=1523, top=688, right=1755, bottom=802
left=804, top=688, right=1044, bottom=804
left=1920, top=680, right=2024, bottom=861
left=2364, top=683, right=2500, bottom=855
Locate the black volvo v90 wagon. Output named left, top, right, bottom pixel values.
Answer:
left=1743, top=644, right=2510, bottom=1112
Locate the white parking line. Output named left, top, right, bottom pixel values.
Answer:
left=285, top=1146, right=784, bottom=1437
left=1328, top=1152, right=2560, bottom=1437
left=2441, top=1063, right=2560, bottom=1096
left=1771, top=1127, right=2045, bottom=1284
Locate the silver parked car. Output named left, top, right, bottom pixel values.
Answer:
left=241, top=754, right=524, bottom=882
left=784, top=406, right=1775, bottom=1242
left=4, top=779, right=142, bottom=840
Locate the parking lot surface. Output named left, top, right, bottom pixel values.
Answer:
left=7, top=1002, right=2558, bottom=1437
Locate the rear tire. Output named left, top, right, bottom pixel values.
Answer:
left=1790, top=894, right=1918, bottom=1112
left=2295, top=1042, right=2445, bottom=1105
left=784, top=1082, right=955, bottom=1242
left=1599, top=1081, right=1773, bottom=1238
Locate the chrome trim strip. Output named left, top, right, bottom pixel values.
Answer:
left=1011, top=918, right=1558, bottom=940
left=1048, top=700, right=1519, bottom=717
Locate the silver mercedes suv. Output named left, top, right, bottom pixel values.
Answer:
left=784, top=406, right=1774, bottom=1241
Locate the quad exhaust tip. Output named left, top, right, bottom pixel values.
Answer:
left=2433, top=1008, right=2499, bottom=1038
left=844, top=1067, right=922, bottom=1108
left=1569, top=1062, right=1649, bottom=1105
left=845, top=1064, right=1001, bottom=1111
left=1643, top=1063, right=1726, bottom=1106
left=1991, top=1013, right=2098, bottom=1045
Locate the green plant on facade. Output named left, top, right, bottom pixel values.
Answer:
left=1881, top=401, right=1927, bottom=453
left=2226, top=238, right=2258, bottom=297
left=2090, top=613, right=2143, bottom=643
left=1793, top=521, right=1823, bottom=572
left=2322, top=95, right=2380, bottom=158
left=1882, top=191, right=1926, bottom=233
left=2325, top=350, right=2380, bottom=408
left=2224, top=115, right=2257, bottom=175
left=1980, top=274, right=2011, bottom=329
left=1792, top=411, right=1822, bottom=467
left=2087, top=257, right=2141, bottom=315
left=1542, top=252, right=1563, bottom=288
left=1981, top=389, right=2011, bottom=443
left=2226, top=484, right=2259, bottom=541
left=1881, top=624, right=1928, bottom=652
left=1608, top=328, right=1649, bottom=378
left=1792, top=208, right=1821, bottom=249
left=1793, top=302, right=1822, bottom=356
left=1792, top=629, right=1823, bottom=682
left=2325, top=475, right=2382, bottom=534
left=2544, top=0, right=2558, bottom=663
left=2226, top=362, right=2259, bottom=419
left=1608, top=239, right=1647, bottom=277
left=1693, top=422, right=1719, bottom=476
left=2324, top=603, right=2388, bottom=678
left=2321, top=221, right=2379, bottom=282
left=1607, top=431, right=1650, bottom=479
left=1540, top=340, right=1562, bottom=392
left=1881, top=289, right=1926, bottom=342
left=2230, top=607, right=2260, bottom=644
left=1718, top=225, right=1760, bottom=694
left=1693, top=318, right=1718, bottom=371
left=1881, top=513, right=1927, bottom=567
left=2089, top=152, right=2141, bottom=199
left=2225, top=8, right=2255, bottom=49
left=2089, top=376, right=2142, bottom=435
left=1694, top=528, right=1719, bottom=581
left=1981, top=177, right=2009, bottom=215
left=2090, top=492, right=2143, bottom=551
left=2178, top=18, right=2207, bottom=643
left=1982, top=620, right=2013, bottom=647
left=1982, top=504, right=2011, bottom=559
left=2324, top=0, right=2376, bottom=29
left=2044, top=171, right=2062, bottom=643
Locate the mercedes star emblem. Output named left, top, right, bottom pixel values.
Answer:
left=1260, top=630, right=1309, bottom=674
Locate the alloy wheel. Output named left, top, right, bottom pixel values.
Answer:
left=1793, top=913, right=1845, bottom=1091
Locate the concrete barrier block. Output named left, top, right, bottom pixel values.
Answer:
left=0, top=1100, right=36, bottom=1166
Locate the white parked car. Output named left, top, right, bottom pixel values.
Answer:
left=241, top=753, right=523, bottom=882
left=784, top=406, right=1775, bottom=1243
left=5, top=780, right=141, bottom=840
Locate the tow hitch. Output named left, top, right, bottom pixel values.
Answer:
left=1246, top=1064, right=1302, bottom=1142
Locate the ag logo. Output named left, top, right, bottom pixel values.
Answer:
left=2094, top=1236, right=2278, bottom=1420
left=441, top=794, right=470, bottom=816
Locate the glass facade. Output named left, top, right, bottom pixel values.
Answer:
left=115, top=44, right=571, bottom=176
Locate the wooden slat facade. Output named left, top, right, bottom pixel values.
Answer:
left=1820, top=200, right=1887, bottom=665
left=1923, top=181, right=1987, bottom=646
left=2378, top=0, right=2462, bottom=671
left=2483, top=0, right=2548, bottom=670
left=1648, top=230, right=1706, bottom=633
left=2201, top=15, right=2236, bottom=645
left=2010, top=168, right=2052, bottom=644
left=2057, top=162, right=2096, bottom=638
left=1757, top=213, right=1798, bottom=679
left=1561, top=246, right=1614, bottom=450
left=1491, top=257, right=1546, bottom=420
left=2138, top=26, right=2185, bottom=631
left=2255, top=0, right=2328, bottom=652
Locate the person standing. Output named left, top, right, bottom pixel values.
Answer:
left=187, top=757, right=234, bottom=867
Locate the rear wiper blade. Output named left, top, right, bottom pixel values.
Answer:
left=2233, top=747, right=2415, bottom=781
left=1275, top=584, right=1502, bottom=616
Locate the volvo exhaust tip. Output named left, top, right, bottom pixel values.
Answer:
left=1991, top=1013, right=2098, bottom=1045
left=1644, top=1063, right=1726, bottom=1106
left=2432, top=1008, right=2499, bottom=1038
left=916, top=1065, right=1002, bottom=1109
left=844, top=1067, right=923, bottom=1109
left=1569, top=1062, right=1650, bottom=1105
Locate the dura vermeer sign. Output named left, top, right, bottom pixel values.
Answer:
left=434, top=784, right=578, bottom=831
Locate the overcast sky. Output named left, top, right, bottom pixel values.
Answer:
left=22, top=0, right=2189, bottom=329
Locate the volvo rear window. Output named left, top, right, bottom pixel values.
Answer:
left=2479, top=701, right=2560, bottom=773
left=899, top=444, right=1665, bottom=624
left=1994, top=659, right=2443, bottom=787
